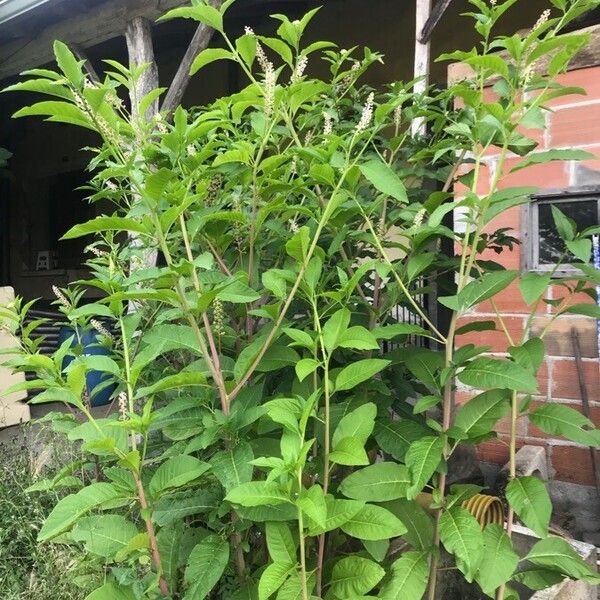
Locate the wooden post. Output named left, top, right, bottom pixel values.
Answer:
left=412, top=0, right=432, bottom=136
left=125, top=16, right=159, bottom=120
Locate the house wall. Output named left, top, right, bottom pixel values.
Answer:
left=455, top=65, right=600, bottom=487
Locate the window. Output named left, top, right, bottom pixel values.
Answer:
left=525, top=187, right=600, bottom=274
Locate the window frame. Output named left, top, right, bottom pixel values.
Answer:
left=524, top=185, right=600, bottom=276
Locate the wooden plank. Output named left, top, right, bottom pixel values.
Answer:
left=125, top=16, right=159, bottom=120
left=0, top=0, right=189, bottom=81
left=419, top=0, right=452, bottom=44
left=412, top=0, right=432, bottom=136
left=448, top=23, right=600, bottom=85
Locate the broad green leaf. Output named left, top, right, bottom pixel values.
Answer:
left=157, top=524, right=183, bottom=594
left=54, top=41, right=83, bottom=86
left=337, top=326, right=379, bottom=350
left=506, top=476, right=551, bottom=538
left=508, top=338, right=544, bottom=373
left=413, top=394, right=441, bottom=414
left=404, top=348, right=444, bottom=390
left=512, top=567, right=564, bottom=590
left=566, top=238, right=592, bottom=262
left=209, top=442, right=254, bottom=492
left=335, top=359, right=390, bottom=391
left=530, top=404, right=600, bottom=446
left=525, top=536, right=600, bottom=583
left=226, top=481, right=290, bottom=507
left=184, top=534, right=230, bottom=600
left=340, top=503, right=407, bottom=541
left=135, top=372, right=207, bottom=398
left=306, top=496, right=364, bottom=535
left=85, top=583, right=136, bottom=600
left=453, top=390, right=511, bottom=439
left=297, top=485, right=327, bottom=529
left=329, top=436, right=370, bottom=466
left=321, top=308, right=351, bottom=352
left=266, top=522, right=296, bottom=564
left=149, top=455, right=210, bottom=498
left=440, top=270, right=518, bottom=311
left=379, top=551, right=429, bottom=600
left=72, top=514, right=138, bottom=558
left=455, top=320, right=497, bottom=336
left=332, top=402, right=376, bottom=447
left=362, top=538, right=389, bottom=562
left=405, top=436, right=444, bottom=499
left=458, top=357, right=538, bottom=393
left=329, top=556, right=386, bottom=598
left=160, top=5, right=223, bottom=31
left=383, top=499, right=433, bottom=551
left=374, top=417, right=430, bottom=462
left=551, top=205, right=575, bottom=242
left=339, top=463, right=410, bottom=502
left=564, top=303, right=600, bottom=318
left=259, top=562, right=295, bottom=600
left=510, top=149, right=595, bottom=173
left=153, top=489, right=221, bottom=527
left=360, top=159, right=408, bottom=203
left=476, top=524, right=519, bottom=596
left=295, top=358, right=320, bottom=382
left=439, top=506, right=483, bottom=581
left=190, top=48, right=234, bottom=74
left=39, top=482, right=122, bottom=542
left=61, top=216, right=147, bottom=239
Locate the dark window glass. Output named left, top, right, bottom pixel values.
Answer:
left=537, top=199, right=598, bottom=264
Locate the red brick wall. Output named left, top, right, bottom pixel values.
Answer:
left=455, top=67, right=600, bottom=486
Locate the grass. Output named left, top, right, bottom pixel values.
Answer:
left=0, top=426, right=85, bottom=600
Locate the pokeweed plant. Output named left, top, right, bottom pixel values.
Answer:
left=2, top=0, right=600, bottom=598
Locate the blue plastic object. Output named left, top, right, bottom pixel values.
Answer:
left=58, top=325, right=116, bottom=407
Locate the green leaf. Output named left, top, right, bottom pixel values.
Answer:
left=295, top=358, right=320, bottom=382
left=405, top=436, right=444, bottom=499
left=458, top=357, right=538, bottom=393
left=413, top=395, right=441, bottom=414
left=404, top=348, right=444, bottom=390
left=453, top=390, right=511, bottom=439
left=297, top=485, right=327, bottom=529
left=332, top=402, right=376, bottom=447
left=375, top=418, right=429, bottom=462
left=564, top=303, right=600, bottom=318
left=329, top=436, right=370, bottom=466
left=219, top=280, right=260, bottom=303
left=337, top=326, right=379, bottom=350
left=439, top=507, right=484, bottom=581
left=529, top=404, right=600, bottom=446
left=519, top=272, right=551, bottom=305
left=455, top=320, right=497, bottom=336
left=153, top=489, right=221, bottom=527
left=266, top=522, right=296, bottom=564
left=209, top=442, right=254, bottom=492
left=475, top=524, right=519, bottom=596
left=160, top=5, right=223, bottom=31
left=38, top=482, right=122, bottom=542
left=340, top=503, right=407, bottom=541
left=321, top=308, right=351, bottom=352
left=184, top=535, right=230, bottom=600
left=510, top=149, right=595, bottom=173
left=566, top=238, right=592, bottom=262
left=157, top=524, right=182, bottom=594
left=525, top=536, right=600, bottom=583
left=339, top=463, right=410, bottom=502
left=379, top=551, right=429, bottom=600
left=360, top=159, right=408, bottom=203
left=226, top=481, right=289, bottom=507
left=72, top=515, right=137, bottom=558
left=383, top=499, right=433, bottom=551
left=513, top=567, right=564, bottom=590
left=61, top=216, right=147, bottom=239
left=506, top=476, right=551, bottom=538
left=440, top=270, right=518, bottom=311
left=259, top=562, right=295, bottom=600
left=135, top=372, right=207, bottom=398
left=149, top=456, right=210, bottom=498
left=53, top=40, right=83, bottom=87
left=306, top=496, right=364, bottom=536
left=85, top=583, right=136, bottom=600
left=329, top=556, right=385, bottom=598
left=190, top=48, right=234, bottom=74
left=335, top=359, right=390, bottom=391
left=551, top=205, right=576, bottom=242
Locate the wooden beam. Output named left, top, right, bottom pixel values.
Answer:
left=412, top=0, right=432, bottom=136
left=419, top=0, right=452, bottom=44
left=0, top=0, right=189, bottom=82
left=125, top=16, right=159, bottom=120
left=160, top=0, right=223, bottom=118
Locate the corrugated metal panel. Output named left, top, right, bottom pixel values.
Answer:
left=0, top=0, right=51, bottom=25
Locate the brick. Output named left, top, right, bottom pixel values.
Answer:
left=547, top=285, right=596, bottom=314
left=496, top=413, right=528, bottom=436
left=536, top=362, right=550, bottom=398
left=550, top=445, right=598, bottom=486
left=549, top=103, right=600, bottom=148
left=455, top=316, right=525, bottom=352
left=550, top=358, right=600, bottom=402
left=542, top=66, right=600, bottom=109
left=530, top=316, right=599, bottom=358
left=476, top=438, right=511, bottom=465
